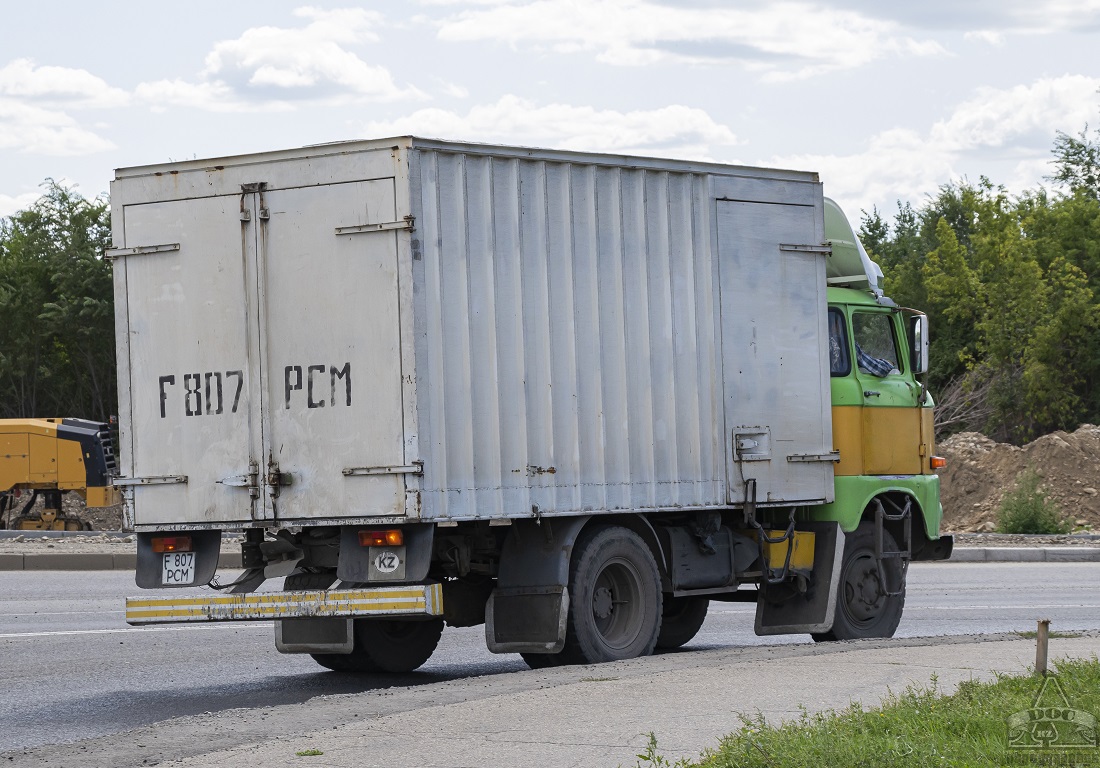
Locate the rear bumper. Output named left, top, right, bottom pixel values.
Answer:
left=126, top=583, right=443, bottom=625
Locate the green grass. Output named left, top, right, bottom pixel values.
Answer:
left=641, top=658, right=1100, bottom=768
left=295, top=749, right=324, bottom=757
left=996, top=469, right=1073, bottom=534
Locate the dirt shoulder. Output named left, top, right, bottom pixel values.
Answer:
left=939, top=425, right=1100, bottom=533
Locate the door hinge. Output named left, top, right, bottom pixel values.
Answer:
left=787, top=452, right=841, bottom=463
left=113, top=475, right=188, bottom=487
left=218, top=462, right=260, bottom=498
left=335, top=216, right=415, bottom=236
left=343, top=462, right=424, bottom=477
left=104, top=243, right=181, bottom=261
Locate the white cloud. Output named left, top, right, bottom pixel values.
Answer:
left=963, top=30, right=1005, bottom=45
left=362, top=95, right=738, bottom=157
left=0, top=98, right=115, bottom=156
left=0, top=59, right=130, bottom=108
left=133, top=79, right=264, bottom=113
left=1007, top=0, right=1100, bottom=34
left=0, top=189, right=43, bottom=219
left=434, top=0, right=945, bottom=79
left=930, top=76, right=1100, bottom=152
left=171, top=7, right=425, bottom=108
left=768, top=75, right=1100, bottom=216
left=439, top=80, right=470, bottom=99
left=132, top=7, right=425, bottom=112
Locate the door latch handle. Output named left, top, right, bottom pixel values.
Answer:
left=864, top=390, right=881, bottom=397
left=267, top=471, right=293, bottom=487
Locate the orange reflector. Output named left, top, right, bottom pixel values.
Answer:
left=151, top=535, right=193, bottom=553
left=930, top=456, right=947, bottom=470
left=359, top=529, right=404, bottom=547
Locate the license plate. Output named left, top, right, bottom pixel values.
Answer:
left=162, top=552, right=196, bottom=585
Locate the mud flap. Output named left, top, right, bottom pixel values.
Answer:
left=755, top=522, right=844, bottom=636
left=484, top=516, right=589, bottom=654
left=276, top=617, right=354, bottom=654
left=135, top=529, right=221, bottom=589
left=485, top=586, right=569, bottom=653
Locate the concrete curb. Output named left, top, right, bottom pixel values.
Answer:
left=0, top=552, right=243, bottom=571
left=948, top=546, right=1100, bottom=563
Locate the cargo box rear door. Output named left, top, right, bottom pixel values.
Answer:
left=252, top=180, right=407, bottom=522
left=118, top=179, right=408, bottom=527
left=118, top=195, right=259, bottom=526
left=717, top=199, right=834, bottom=506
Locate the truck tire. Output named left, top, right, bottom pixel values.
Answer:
left=560, top=526, right=662, bottom=664
left=520, top=652, right=563, bottom=670
left=312, top=617, right=444, bottom=673
left=811, top=525, right=905, bottom=642
left=655, top=596, right=709, bottom=650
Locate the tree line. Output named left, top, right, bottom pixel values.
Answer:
left=0, top=182, right=114, bottom=421
left=860, top=124, right=1100, bottom=444
left=3, top=126, right=1100, bottom=442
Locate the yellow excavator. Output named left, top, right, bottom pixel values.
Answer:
left=0, top=418, right=121, bottom=531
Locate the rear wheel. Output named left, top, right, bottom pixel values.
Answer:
left=520, top=652, right=563, bottom=670
left=811, top=524, right=905, bottom=642
left=656, top=596, right=709, bottom=650
left=560, top=526, right=662, bottom=664
left=312, top=617, right=444, bottom=673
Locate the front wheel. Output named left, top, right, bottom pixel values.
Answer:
left=312, top=617, right=444, bottom=673
left=560, top=526, right=662, bottom=664
left=812, top=524, right=905, bottom=642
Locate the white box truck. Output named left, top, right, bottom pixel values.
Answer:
left=111, top=138, right=950, bottom=671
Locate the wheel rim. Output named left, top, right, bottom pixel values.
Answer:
left=589, top=556, right=645, bottom=650
left=841, top=551, right=886, bottom=625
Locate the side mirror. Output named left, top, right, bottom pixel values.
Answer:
left=909, top=314, right=929, bottom=374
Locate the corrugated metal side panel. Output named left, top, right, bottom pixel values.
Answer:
left=410, top=149, right=725, bottom=520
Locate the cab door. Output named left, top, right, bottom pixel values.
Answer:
left=849, top=309, right=922, bottom=475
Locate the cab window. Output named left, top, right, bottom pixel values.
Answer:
left=852, top=312, right=900, bottom=377
left=828, top=308, right=850, bottom=377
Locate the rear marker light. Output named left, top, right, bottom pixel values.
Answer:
left=930, top=456, right=947, bottom=470
left=151, top=535, right=193, bottom=553
left=359, top=529, right=404, bottom=547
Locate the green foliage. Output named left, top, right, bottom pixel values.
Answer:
left=1050, top=124, right=1100, bottom=199
left=295, top=749, right=324, bottom=757
left=695, top=658, right=1100, bottom=768
left=866, top=124, right=1100, bottom=442
left=996, top=469, right=1073, bottom=534
left=0, top=181, right=115, bottom=419
left=630, top=733, right=692, bottom=768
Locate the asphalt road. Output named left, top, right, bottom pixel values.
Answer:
left=2, top=562, right=1099, bottom=755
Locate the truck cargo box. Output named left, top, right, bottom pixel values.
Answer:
left=110, top=138, right=834, bottom=530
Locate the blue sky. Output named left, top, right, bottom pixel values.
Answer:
left=2, top=1, right=1099, bottom=223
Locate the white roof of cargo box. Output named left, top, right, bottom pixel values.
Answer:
left=113, top=136, right=819, bottom=185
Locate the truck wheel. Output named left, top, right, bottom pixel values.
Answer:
left=561, top=526, right=661, bottom=664
left=520, top=652, right=563, bottom=670
left=312, top=618, right=444, bottom=673
left=655, top=596, right=709, bottom=650
left=811, top=525, right=904, bottom=642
